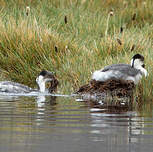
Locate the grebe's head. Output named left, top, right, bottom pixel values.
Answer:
left=130, top=54, right=147, bottom=77
left=131, top=54, right=144, bottom=68
left=36, top=70, right=56, bottom=92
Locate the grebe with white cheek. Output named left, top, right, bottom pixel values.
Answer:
left=0, top=70, right=58, bottom=94
left=92, top=54, right=147, bottom=84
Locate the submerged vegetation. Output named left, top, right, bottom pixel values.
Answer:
left=0, top=0, right=152, bottom=100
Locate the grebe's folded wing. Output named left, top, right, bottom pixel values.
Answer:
left=101, top=64, right=141, bottom=76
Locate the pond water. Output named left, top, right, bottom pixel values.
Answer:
left=0, top=94, right=153, bottom=152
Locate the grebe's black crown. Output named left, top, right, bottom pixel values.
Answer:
left=39, top=70, right=48, bottom=76
left=39, top=70, right=54, bottom=78
left=132, top=54, right=144, bottom=61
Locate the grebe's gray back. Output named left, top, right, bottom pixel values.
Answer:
left=0, top=70, right=58, bottom=94
left=92, top=54, right=147, bottom=84
left=0, top=81, right=33, bottom=93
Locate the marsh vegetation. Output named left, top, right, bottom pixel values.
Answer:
left=0, top=0, right=152, bottom=100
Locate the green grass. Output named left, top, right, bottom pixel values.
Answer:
left=0, top=0, right=152, bottom=100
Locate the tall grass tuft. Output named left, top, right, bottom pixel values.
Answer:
left=0, top=0, right=152, bottom=99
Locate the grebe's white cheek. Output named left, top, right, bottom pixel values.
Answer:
left=134, top=59, right=144, bottom=68
left=37, top=75, right=44, bottom=82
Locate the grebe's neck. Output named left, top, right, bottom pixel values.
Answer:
left=36, top=75, right=46, bottom=93
left=140, top=68, right=147, bottom=77
left=38, top=82, right=46, bottom=92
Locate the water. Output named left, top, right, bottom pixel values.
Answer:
left=0, top=94, right=153, bottom=152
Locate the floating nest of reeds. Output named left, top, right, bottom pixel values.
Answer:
left=75, top=79, right=135, bottom=105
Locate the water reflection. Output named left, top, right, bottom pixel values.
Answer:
left=0, top=94, right=153, bottom=152
left=36, top=95, right=57, bottom=107
left=88, top=99, right=153, bottom=152
left=35, top=95, right=57, bottom=127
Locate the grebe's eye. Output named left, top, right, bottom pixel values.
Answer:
left=142, top=64, right=145, bottom=68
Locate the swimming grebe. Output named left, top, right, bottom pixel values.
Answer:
left=0, top=70, right=58, bottom=93
left=92, top=54, right=147, bottom=84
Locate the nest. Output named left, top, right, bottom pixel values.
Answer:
left=76, top=79, right=135, bottom=98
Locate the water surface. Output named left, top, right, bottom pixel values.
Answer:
left=0, top=95, right=153, bottom=152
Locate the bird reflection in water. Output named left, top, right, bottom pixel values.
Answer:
left=35, top=95, right=57, bottom=126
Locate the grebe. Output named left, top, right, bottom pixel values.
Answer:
left=0, top=70, right=58, bottom=93
left=92, top=54, right=147, bottom=84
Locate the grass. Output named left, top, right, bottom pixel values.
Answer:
left=0, top=0, right=152, bottom=101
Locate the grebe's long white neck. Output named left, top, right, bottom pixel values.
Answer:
left=36, top=75, right=46, bottom=92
